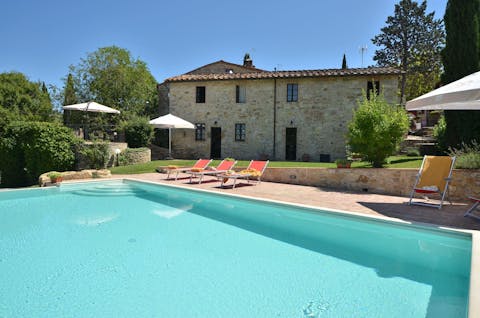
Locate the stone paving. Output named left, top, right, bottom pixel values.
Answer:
left=113, top=172, right=480, bottom=232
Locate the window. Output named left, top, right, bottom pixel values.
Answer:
left=235, top=123, right=246, bottom=141
left=196, top=86, right=206, bottom=103
left=195, top=123, right=205, bottom=141
left=287, top=84, right=298, bottom=102
left=236, top=85, right=246, bottom=103
left=367, top=81, right=380, bottom=100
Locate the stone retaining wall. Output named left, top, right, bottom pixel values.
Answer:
left=261, top=168, right=480, bottom=202
left=39, top=169, right=111, bottom=186
left=119, top=148, right=151, bottom=166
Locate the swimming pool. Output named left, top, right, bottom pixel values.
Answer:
left=0, top=179, right=477, bottom=317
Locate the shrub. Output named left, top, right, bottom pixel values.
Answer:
left=405, top=147, right=420, bottom=157
left=449, top=141, right=480, bottom=169
left=123, top=117, right=153, bottom=148
left=347, top=92, right=409, bottom=168
left=0, top=121, right=79, bottom=187
left=77, top=140, right=110, bottom=169
left=433, top=115, right=447, bottom=153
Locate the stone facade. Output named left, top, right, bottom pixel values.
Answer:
left=160, top=60, right=401, bottom=161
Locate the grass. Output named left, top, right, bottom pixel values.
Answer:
left=110, top=155, right=424, bottom=175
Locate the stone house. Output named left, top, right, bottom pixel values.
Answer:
left=157, top=57, right=401, bottom=161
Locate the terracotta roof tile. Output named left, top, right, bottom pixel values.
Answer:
left=165, top=67, right=402, bottom=83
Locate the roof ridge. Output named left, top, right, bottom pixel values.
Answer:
left=165, top=67, right=403, bottom=83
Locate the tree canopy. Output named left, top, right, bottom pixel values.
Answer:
left=440, top=0, right=480, bottom=149
left=372, top=0, right=445, bottom=103
left=68, top=46, right=159, bottom=119
left=0, top=72, right=53, bottom=122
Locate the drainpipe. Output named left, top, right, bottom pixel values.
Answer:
left=273, top=78, right=277, bottom=160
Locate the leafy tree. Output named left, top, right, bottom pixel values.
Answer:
left=347, top=91, right=409, bottom=167
left=0, top=72, right=53, bottom=121
left=372, top=0, right=445, bottom=103
left=69, top=46, right=158, bottom=120
left=341, top=54, right=347, bottom=69
left=441, top=0, right=480, bottom=149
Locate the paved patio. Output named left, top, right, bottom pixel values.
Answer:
left=114, top=172, right=480, bottom=231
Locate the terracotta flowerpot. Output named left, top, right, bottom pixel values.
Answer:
left=336, top=163, right=351, bottom=168
left=51, top=176, right=63, bottom=183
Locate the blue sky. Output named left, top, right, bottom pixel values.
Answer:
left=0, top=0, right=447, bottom=89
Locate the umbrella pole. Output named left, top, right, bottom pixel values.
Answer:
left=168, top=128, right=172, bottom=159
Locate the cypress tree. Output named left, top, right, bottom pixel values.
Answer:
left=441, top=0, right=480, bottom=149
left=41, top=82, right=51, bottom=104
left=63, top=74, right=78, bottom=106
left=342, top=54, right=348, bottom=69
left=63, top=73, right=80, bottom=126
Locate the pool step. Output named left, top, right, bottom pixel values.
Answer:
left=72, top=185, right=147, bottom=197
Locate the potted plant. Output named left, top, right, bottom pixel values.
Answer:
left=48, top=172, right=63, bottom=184
left=335, top=158, right=352, bottom=168
left=301, top=153, right=311, bottom=162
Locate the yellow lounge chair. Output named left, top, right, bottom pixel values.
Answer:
left=408, top=155, right=455, bottom=209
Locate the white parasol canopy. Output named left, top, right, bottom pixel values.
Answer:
left=149, top=113, right=195, bottom=129
left=406, top=71, right=480, bottom=111
left=149, top=114, right=195, bottom=158
left=62, top=101, right=120, bottom=114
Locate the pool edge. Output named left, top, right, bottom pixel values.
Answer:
left=121, top=177, right=480, bottom=318
left=470, top=233, right=480, bottom=318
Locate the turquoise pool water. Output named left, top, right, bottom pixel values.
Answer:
left=0, top=180, right=472, bottom=317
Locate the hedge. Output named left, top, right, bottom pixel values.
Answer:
left=0, top=121, right=79, bottom=187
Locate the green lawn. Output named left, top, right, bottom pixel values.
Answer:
left=110, top=156, right=423, bottom=175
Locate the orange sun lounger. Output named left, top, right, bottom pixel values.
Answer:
left=218, top=160, right=269, bottom=189
left=188, top=159, right=237, bottom=184
left=166, top=159, right=212, bottom=181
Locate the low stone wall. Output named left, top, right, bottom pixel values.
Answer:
left=261, top=168, right=480, bottom=202
left=119, top=148, right=151, bottom=166
left=39, top=169, right=111, bottom=186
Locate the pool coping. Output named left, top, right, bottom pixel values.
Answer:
left=3, top=177, right=479, bottom=316
left=120, top=177, right=480, bottom=318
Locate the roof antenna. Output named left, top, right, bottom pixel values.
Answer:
left=359, top=45, right=368, bottom=67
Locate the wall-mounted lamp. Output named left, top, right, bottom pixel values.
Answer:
left=290, top=120, right=294, bottom=125
left=214, top=120, right=218, bottom=125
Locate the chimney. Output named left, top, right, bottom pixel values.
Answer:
left=243, top=53, right=253, bottom=68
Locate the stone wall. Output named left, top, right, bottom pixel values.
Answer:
left=157, top=82, right=170, bottom=116
left=168, top=75, right=399, bottom=161
left=261, top=167, right=480, bottom=202
left=39, top=169, right=111, bottom=186
left=119, top=148, right=151, bottom=166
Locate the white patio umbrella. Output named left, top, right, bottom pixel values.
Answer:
left=149, top=113, right=195, bottom=158
left=406, top=71, right=480, bottom=111
left=62, top=101, right=120, bottom=114
left=62, top=101, right=120, bottom=139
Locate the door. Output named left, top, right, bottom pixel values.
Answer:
left=210, top=127, right=222, bottom=159
left=285, top=128, right=297, bottom=161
